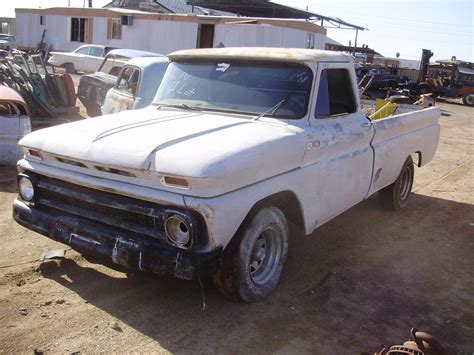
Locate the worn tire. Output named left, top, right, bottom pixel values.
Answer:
left=64, top=63, right=76, bottom=74
left=379, top=156, right=414, bottom=211
left=416, top=82, right=433, bottom=95
left=213, top=206, right=289, bottom=303
left=462, top=91, right=474, bottom=106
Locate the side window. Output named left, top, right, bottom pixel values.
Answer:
left=74, top=46, right=90, bottom=55
left=89, top=47, right=103, bottom=57
left=315, top=68, right=356, bottom=118
left=116, top=67, right=140, bottom=96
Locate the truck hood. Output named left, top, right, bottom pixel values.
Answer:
left=19, top=107, right=307, bottom=197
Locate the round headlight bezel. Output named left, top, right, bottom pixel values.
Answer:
left=164, top=214, right=193, bottom=249
left=18, top=175, right=35, bottom=202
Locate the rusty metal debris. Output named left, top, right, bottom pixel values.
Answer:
left=376, top=328, right=446, bottom=355
left=0, top=49, right=78, bottom=117
left=40, top=247, right=66, bottom=261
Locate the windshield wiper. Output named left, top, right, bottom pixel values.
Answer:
left=253, top=94, right=292, bottom=121
left=155, top=103, right=202, bottom=111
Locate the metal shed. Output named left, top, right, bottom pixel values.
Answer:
left=15, top=7, right=327, bottom=54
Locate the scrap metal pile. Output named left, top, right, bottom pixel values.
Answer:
left=0, top=49, right=77, bottom=117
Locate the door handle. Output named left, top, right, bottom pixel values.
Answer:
left=361, top=122, right=372, bottom=128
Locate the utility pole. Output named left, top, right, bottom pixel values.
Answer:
left=353, top=29, right=358, bottom=56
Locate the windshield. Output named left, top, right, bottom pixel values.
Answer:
left=152, top=61, right=313, bottom=119
left=98, top=54, right=130, bottom=75
left=0, top=35, right=14, bottom=42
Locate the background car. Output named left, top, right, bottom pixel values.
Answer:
left=101, top=56, right=169, bottom=115
left=0, top=34, right=16, bottom=50
left=48, top=45, right=117, bottom=74
left=77, top=49, right=164, bottom=116
left=0, top=86, right=31, bottom=165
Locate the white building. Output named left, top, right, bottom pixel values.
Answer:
left=15, top=7, right=326, bottom=54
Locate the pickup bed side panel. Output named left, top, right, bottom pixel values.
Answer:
left=368, top=107, right=440, bottom=196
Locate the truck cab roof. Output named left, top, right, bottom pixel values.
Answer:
left=168, top=47, right=354, bottom=64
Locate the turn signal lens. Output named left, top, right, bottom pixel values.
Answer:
left=162, top=176, right=189, bottom=188
left=27, top=149, right=42, bottom=159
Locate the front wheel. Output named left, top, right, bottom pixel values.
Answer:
left=462, top=91, right=474, bottom=106
left=64, top=63, right=76, bottom=74
left=379, top=156, right=414, bottom=211
left=213, top=206, right=288, bottom=303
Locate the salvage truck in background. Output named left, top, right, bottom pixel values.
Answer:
left=13, top=48, right=441, bottom=302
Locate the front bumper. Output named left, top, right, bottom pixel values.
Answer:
left=13, top=199, right=222, bottom=280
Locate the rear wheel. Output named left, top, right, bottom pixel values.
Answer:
left=462, top=91, right=474, bottom=106
left=213, top=206, right=288, bottom=303
left=64, top=63, right=76, bottom=74
left=379, top=156, right=414, bottom=211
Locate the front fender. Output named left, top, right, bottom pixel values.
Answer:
left=184, top=169, right=310, bottom=250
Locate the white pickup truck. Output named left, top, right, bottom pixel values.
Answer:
left=13, top=48, right=440, bottom=302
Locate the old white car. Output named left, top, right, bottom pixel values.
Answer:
left=13, top=48, right=440, bottom=302
left=48, top=45, right=117, bottom=74
left=101, top=56, right=169, bottom=115
left=0, top=34, right=16, bottom=51
left=0, top=86, right=31, bottom=165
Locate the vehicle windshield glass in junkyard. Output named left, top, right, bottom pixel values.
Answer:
left=152, top=61, right=313, bottom=119
left=98, top=55, right=130, bottom=75
left=0, top=34, right=14, bottom=42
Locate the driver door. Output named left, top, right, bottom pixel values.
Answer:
left=302, top=63, right=375, bottom=226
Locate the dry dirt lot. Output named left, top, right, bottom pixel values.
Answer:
left=0, top=99, right=472, bottom=353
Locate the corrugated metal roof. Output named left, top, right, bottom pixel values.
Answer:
left=105, top=0, right=235, bottom=16
left=156, top=0, right=235, bottom=16
left=325, top=37, right=343, bottom=46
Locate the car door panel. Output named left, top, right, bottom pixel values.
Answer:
left=302, top=63, right=375, bottom=227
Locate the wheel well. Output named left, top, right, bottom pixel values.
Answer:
left=412, top=151, right=422, bottom=167
left=246, top=191, right=305, bottom=233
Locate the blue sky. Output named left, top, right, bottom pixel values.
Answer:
left=2, top=0, right=473, bottom=61
left=274, top=0, right=473, bottom=61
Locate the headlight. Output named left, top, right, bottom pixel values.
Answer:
left=18, top=175, right=35, bottom=201
left=165, top=214, right=192, bottom=249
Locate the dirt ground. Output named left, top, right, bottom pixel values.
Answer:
left=0, top=96, right=472, bottom=353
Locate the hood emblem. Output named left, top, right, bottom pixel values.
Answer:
left=307, top=140, right=320, bottom=151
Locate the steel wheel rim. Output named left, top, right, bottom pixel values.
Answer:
left=467, top=94, right=474, bottom=105
left=249, top=227, right=281, bottom=285
left=399, top=165, right=412, bottom=201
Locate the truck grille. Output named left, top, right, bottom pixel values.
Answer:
left=39, top=189, right=164, bottom=231
left=32, top=174, right=188, bottom=241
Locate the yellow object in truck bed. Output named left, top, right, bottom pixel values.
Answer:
left=370, top=98, right=400, bottom=120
